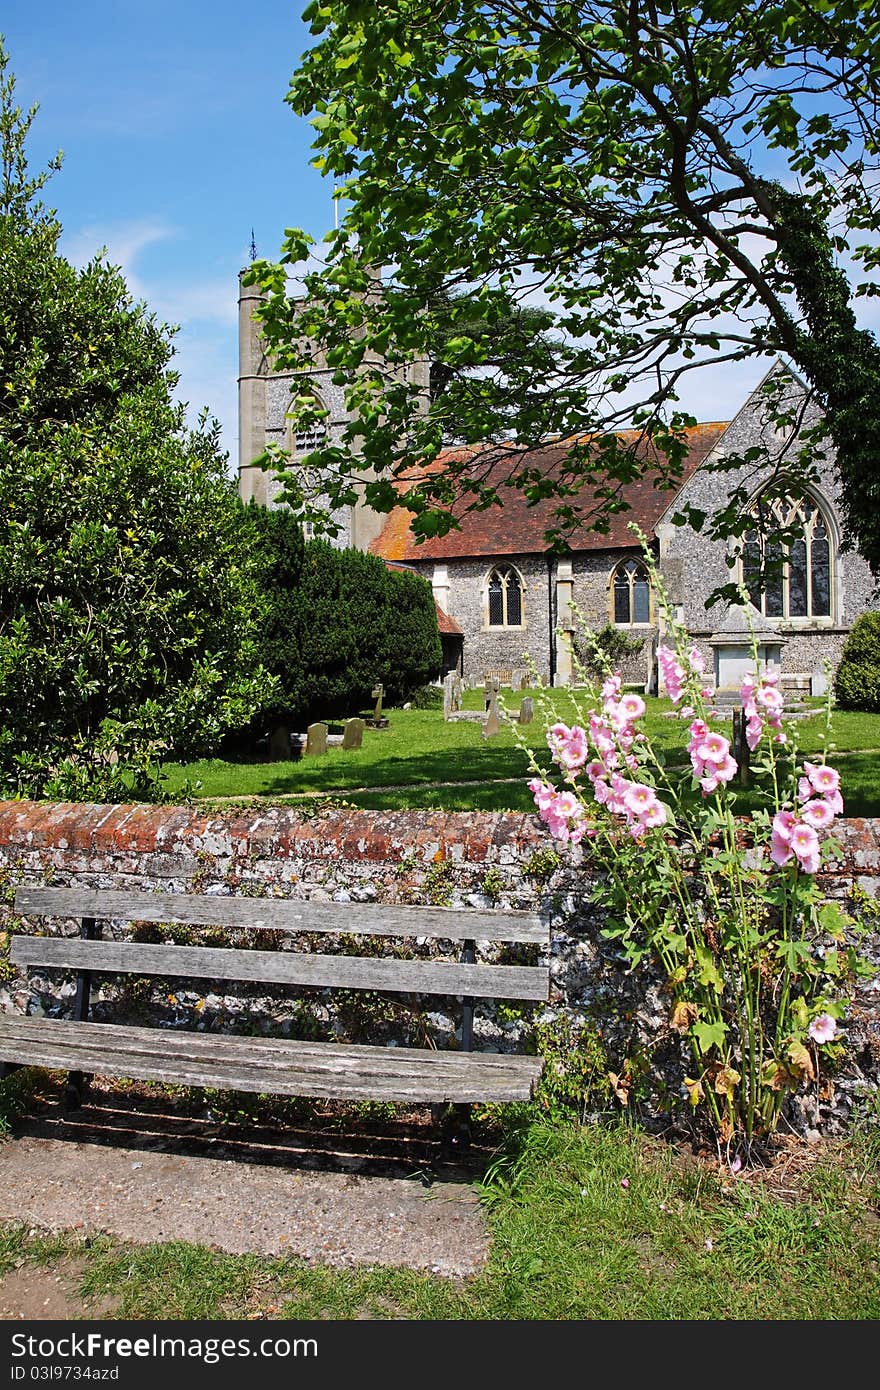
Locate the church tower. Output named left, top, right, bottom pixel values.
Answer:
left=237, top=269, right=430, bottom=550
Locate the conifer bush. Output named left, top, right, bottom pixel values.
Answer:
left=833, top=612, right=880, bottom=712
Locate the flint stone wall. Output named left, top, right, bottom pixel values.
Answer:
left=0, top=801, right=877, bottom=1134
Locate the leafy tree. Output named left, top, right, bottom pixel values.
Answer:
left=248, top=1, right=880, bottom=575
left=0, top=40, right=275, bottom=800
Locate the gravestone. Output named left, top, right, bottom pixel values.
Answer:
left=482, top=679, right=502, bottom=739
left=518, top=697, right=534, bottom=726
left=304, top=722, right=328, bottom=757
left=342, top=717, right=365, bottom=750
left=367, top=683, right=389, bottom=729
left=443, top=671, right=456, bottom=721
left=268, top=725, right=291, bottom=760
left=518, top=672, right=531, bottom=690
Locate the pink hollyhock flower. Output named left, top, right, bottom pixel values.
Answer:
left=700, top=686, right=715, bottom=701
left=623, top=783, right=658, bottom=816
left=540, top=789, right=585, bottom=842
left=639, top=799, right=667, bottom=829
left=808, top=1014, right=838, bottom=1044
left=585, top=760, right=606, bottom=782
left=770, top=810, right=796, bottom=866
left=689, top=719, right=709, bottom=740
left=824, top=788, right=844, bottom=816
left=773, top=810, right=797, bottom=842
left=746, top=714, right=764, bottom=751
left=805, top=761, right=841, bottom=796
left=601, top=673, right=622, bottom=701
left=801, top=798, right=836, bottom=830
left=547, top=722, right=589, bottom=772
left=688, top=646, right=705, bottom=675
left=592, top=777, right=611, bottom=805
left=699, top=754, right=737, bottom=795
left=528, top=778, right=556, bottom=812
left=619, top=692, right=646, bottom=721
left=756, top=684, right=784, bottom=712
left=790, top=821, right=821, bottom=873
left=657, top=645, right=686, bottom=703
left=554, top=790, right=582, bottom=821
left=695, top=731, right=732, bottom=766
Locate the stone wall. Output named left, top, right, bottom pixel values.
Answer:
left=409, top=555, right=554, bottom=683
left=0, top=801, right=877, bottom=1133
left=656, top=368, right=879, bottom=678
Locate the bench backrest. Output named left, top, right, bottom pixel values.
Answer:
left=12, top=888, right=550, bottom=1003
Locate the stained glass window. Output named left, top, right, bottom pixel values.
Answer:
left=741, top=496, right=833, bottom=620
left=487, top=567, right=524, bottom=627
left=612, top=559, right=651, bottom=625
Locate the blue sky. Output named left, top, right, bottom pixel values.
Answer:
left=3, top=1, right=334, bottom=474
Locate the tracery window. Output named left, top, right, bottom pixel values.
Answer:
left=611, top=559, right=651, bottom=625
left=742, top=496, right=832, bottom=619
left=486, top=566, right=524, bottom=628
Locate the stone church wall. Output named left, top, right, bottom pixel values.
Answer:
left=657, top=371, right=879, bottom=683
left=410, top=555, right=554, bottom=683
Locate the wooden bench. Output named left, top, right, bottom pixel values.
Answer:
left=0, top=887, right=549, bottom=1141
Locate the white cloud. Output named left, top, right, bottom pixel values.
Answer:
left=60, top=218, right=240, bottom=469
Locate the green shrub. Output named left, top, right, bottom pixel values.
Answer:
left=243, top=532, right=442, bottom=729
left=834, top=613, right=880, bottom=711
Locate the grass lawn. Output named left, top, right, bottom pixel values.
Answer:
left=0, top=1105, right=878, bottom=1320
left=161, top=691, right=880, bottom=816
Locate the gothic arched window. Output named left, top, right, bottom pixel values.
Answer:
left=742, top=495, right=832, bottom=620
left=611, top=558, right=651, bottom=625
left=486, top=566, right=524, bottom=628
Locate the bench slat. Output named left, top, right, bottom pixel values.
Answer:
left=14, top=888, right=548, bottom=945
left=0, top=1018, right=544, bottom=1103
left=12, top=936, right=550, bottom=1002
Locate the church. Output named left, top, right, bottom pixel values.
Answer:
left=237, top=271, right=878, bottom=695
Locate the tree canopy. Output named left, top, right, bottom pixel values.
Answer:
left=248, top=1, right=880, bottom=574
left=0, top=40, right=274, bottom=800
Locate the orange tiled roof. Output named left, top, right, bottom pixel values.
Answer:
left=370, top=423, right=728, bottom=562
left=435, top=603, right=464, bottom=636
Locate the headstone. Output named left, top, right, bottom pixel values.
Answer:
left=303, top=722, right=328, bottom=757
left=443, top=671, right=455, bottom=720
left=367, top=683, right=389, bottom=729
left=518, top=672, right=531, bottom=690
left=484, top=676, right=500, bottom=711
left=451, top=671, right=462, bottom=711
left=811, top=669, right=828, bottom=698
left=268, top=724, right=291, bottom=760
left=482, top=680, right=502, bottom=739
left=341, top=717, right=365, bottom=750
left=518, top=697, right=534, bottom=726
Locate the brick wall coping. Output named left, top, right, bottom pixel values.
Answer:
left=0, top=801, right=550, bottom=866
left=0, top=801, right=879, bottom=875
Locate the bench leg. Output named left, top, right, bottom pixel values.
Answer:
left=64, top=1071, right=91, bottom=1110
left=441, top=1102, right=472, bottom=1151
